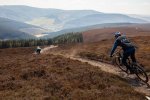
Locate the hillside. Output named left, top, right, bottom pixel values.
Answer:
left=0, top=5, right=99, bottom=22
left=0, top=18, right=34, bottom=40
left=44, top=23, right=149, bottom=38
left=128, top=14, right=150, bottom=22
left=0, top=17, right=47, bottom=39
left=0, top=5, right=100, bottom=32
left=0, top=47, right=146, bottom=99
left=48, top=36, right=150, bottom=71
left=65, top=14, right=147, bottom=28
left=82, top=24, right=150, bottom=42
left=0, top=29, right=34, bottom=40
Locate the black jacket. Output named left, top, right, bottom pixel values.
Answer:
left=110, top=35, right=134, bottom=55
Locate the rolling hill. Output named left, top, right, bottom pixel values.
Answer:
left=129, top=14, right=150, bottom=22
left=64, top=14, right=147, bottom=29
left=0, top=5, right=101, bottom=32
left=82, top=24, right=150, bottom=42
left=0, top=17, right=44, bottom=39
left=0, top=5, right=100, bottom=22
left=0, top=47, right=146, bottom=99
left=44, top=23, right=150, bottom=38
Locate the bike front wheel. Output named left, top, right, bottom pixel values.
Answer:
left=115, top=56, right=128, bottom=72
left=134, top=65, right=149, bottom=83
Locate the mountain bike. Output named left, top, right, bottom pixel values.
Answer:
left=113, top=49, right=149, bottom=83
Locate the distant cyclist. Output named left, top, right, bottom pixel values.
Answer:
left=36, top=46, right=41, bottom=54
left=110, top=32, right=136, bottom=73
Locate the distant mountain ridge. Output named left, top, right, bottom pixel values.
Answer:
left=0, top=17, right=40, bottom=39
left=128, top=14, right=150, bottom=22
left=0, top=6, right=148, bottom=31
left=0, top=5, right=149, bottom=39
left=0, top=5, right=101, bottom=31
left=44, top=23, right=150, bottom=38
left=64, top=14, right=147, bottom=28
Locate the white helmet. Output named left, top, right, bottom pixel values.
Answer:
left=37, top=46, right=41, bottom=49
left=114, top=32, right=121, bottom=38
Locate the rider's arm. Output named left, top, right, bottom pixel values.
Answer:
left=110, top=40, right=118, bottom=56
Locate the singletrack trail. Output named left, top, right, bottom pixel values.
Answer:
left=42, top=46, right=150, bottom=97
left=69, top=56, right=150, bottom=96
left=41, top=45, right=58, bottom=53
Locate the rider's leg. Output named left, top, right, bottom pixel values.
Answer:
left=122, top=53, right=130, bottom=69
left=130, top=48, right=136, bottom=63
left=122, top=52, right=133, bottom=73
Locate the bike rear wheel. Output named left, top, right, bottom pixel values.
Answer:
left=134, top=64, right=149, bottom=83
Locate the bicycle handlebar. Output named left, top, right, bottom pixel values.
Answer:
left=112, top=48, right=122, bottom=57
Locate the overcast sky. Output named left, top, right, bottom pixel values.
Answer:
left=0, top=0, right=150, bottom=15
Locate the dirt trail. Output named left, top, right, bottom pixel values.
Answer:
left=41, top=45, right=58, bottom=53
left=42, top=46, right=150, bottom=97
left=70, top=56, right=150, bottom=96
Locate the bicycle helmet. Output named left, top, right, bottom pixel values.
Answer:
left=114, top=32, right=121, bottom=38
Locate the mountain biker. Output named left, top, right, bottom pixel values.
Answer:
left=110, top=32, right=136, bottom=73
left=36, top=46, right=41, bottom=54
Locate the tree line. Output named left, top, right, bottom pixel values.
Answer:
left=52, top=32, right=83, bottom=44
left=0, top=32, right=83, bottom=49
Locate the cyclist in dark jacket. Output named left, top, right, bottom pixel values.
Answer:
left=110, top=32, right=136, bottom=73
